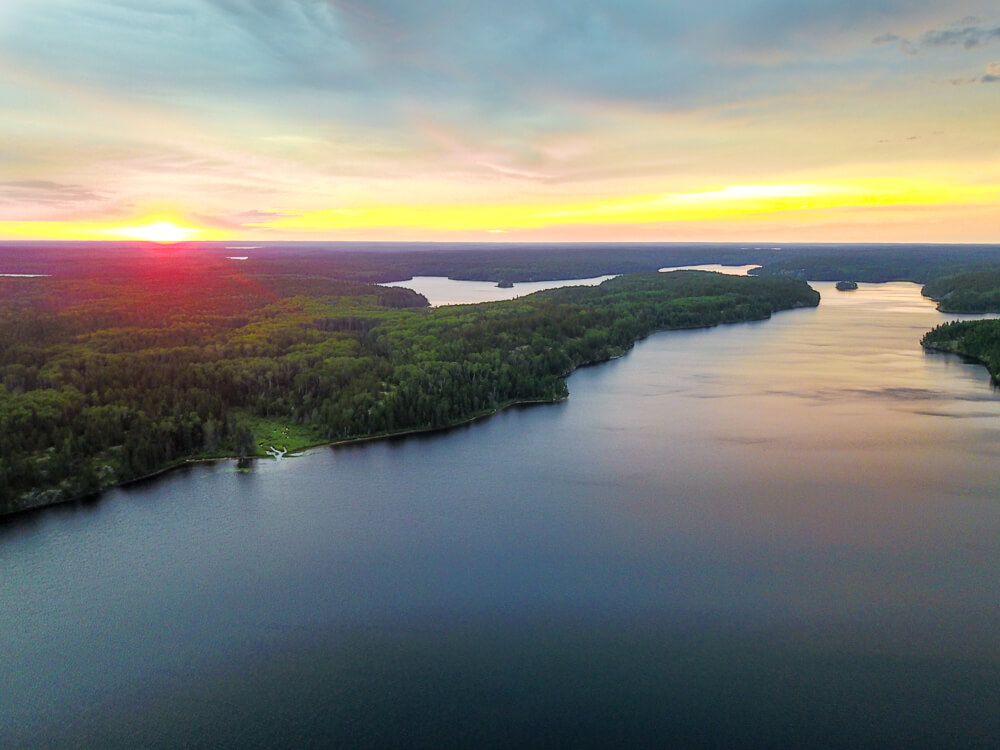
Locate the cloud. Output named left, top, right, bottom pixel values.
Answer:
left=3, top=0, right=1000, bottom=240
left=873, top=33, right=901, bottom=45
left=922, top=23, right=1000, bottom=48
left=0, top=179, right=113, bottom=221
left=949, top=60, right=1000, bottom=84
left=193, top=209, right=303, bottom=230
left=1, top=0, right=947, bottom=122
left=725, top=0, right=933, bottom=54
left=234, top=209, right=298, bottom=222
left=0, top=180, right=104, bottom=206
left=877, top=18, right=1000, bottom=53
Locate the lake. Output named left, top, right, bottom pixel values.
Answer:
left=380, top=263, right=759, bottom=307
left=2, top=277, right=999, bottom=748
left=381, top=273, right=620, bottom=306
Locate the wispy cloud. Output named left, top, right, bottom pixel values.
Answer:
left=872, top=33, right=902, bottom=45
left=922, top=23, right=1000, bottom=49
left=193, top=209, right=303, bottom=231
left=0, top=180, right=112, bottom=220
left=875, top=18, right=1000, bottom=53
left=0, top=180, right=103, bottom=205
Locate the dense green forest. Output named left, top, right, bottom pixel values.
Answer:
left=2, top=241, right=775, bottom=285
left=6, top=240, right=1000, bottom=286
left=0, top=250, right=818, bottom=515
left=748, top=246, right=1000, bottom=284
left=921, top=270, right=1000, bottom=313
left=922, top=320, right=1000, bottom=380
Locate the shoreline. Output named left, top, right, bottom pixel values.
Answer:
left=922, top=342, right=998, bottom=382
left=3, top=303, right=807, bottom=520
left=2, top=394, right=570, bottom=520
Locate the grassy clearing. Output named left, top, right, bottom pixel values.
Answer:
left=244, top=416, right=325, bottom=455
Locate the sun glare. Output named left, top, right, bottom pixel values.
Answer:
left=112, top=221, right=201, bottom=243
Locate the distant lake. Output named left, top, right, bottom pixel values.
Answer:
left=382, top=273, right=619, bottom=306
left=381, top=264, right=757, bottom=306
left=2, top=280, right=999, bottom=748
left=656, top=263, right=760, bottom=275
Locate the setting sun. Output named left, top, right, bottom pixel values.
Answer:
left=111, top=221, right=201, bottom=243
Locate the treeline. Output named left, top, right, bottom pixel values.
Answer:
left=174, top=243, right=776, bottom=285
left=921, top=320, right=1000, bottom=380
left=1, top=241, right=774, bottom=285
left=6, top=240, right=1000, bottom=288
left=921, top=270, right=1000, bottom=313
left=0, top=259, right=817, bottom=515
left=749, top=245, right=1000, bottom=285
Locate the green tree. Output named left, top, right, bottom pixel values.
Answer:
left=232, top=421, right=255, bottom=460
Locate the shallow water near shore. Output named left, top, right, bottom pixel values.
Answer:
left=2, top=280, right=1000, bottom=748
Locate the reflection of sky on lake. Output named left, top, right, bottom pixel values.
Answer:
left=382, top=264, right=757, bottom=306
left=657, top=263, right=759, bottom=275
left=567, top=282, right=1000, bottom=584
left=382, top=274, right=617, bottom=306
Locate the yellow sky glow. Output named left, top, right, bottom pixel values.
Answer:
left=0, top=219, right=222, bottom=242
left=108, top=221, right=203, bottom=243
left=246, top=179, right=1000, bottom=234
left=1, top=179, right=996, bottom=242
left=2, top=3, right=999, bottom=243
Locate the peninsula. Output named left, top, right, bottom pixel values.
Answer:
left=0, top=249, right=818, bottom=515
left=922, top=320, right=1000, bottom=382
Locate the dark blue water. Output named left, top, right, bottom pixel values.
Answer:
left=2, top=282, right=1000, bottom=748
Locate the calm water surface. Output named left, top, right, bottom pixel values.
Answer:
left=382, top=273, right=619, bottom=306
left=2, top=280, right=999, bottom=748
left=381, top=264, right=754, bottom=307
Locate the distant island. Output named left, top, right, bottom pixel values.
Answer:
left=835, top=281, right=858, bottom=291
left=497, top=280, right=514, bottom=288
left=0, top=253, right=818, bottom=516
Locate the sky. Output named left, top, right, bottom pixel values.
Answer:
left=1, top=0, right=998, bottom=243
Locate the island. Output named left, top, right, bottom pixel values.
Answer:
left=497, top=280, right=514, bottom=288
left=835, top=281, right=858, bottom=291
left=0, top=252, right=818, bottom=516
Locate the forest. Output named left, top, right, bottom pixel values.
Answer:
left=7, top=240, right=1000, bottom=286
left=748, top=245, right=1000, bottom=285
left=0, top=247, right=818, bottom=515
left=922, top=320, right=1000, bottom=380
left=920, top=270, right=1000, bottom=313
